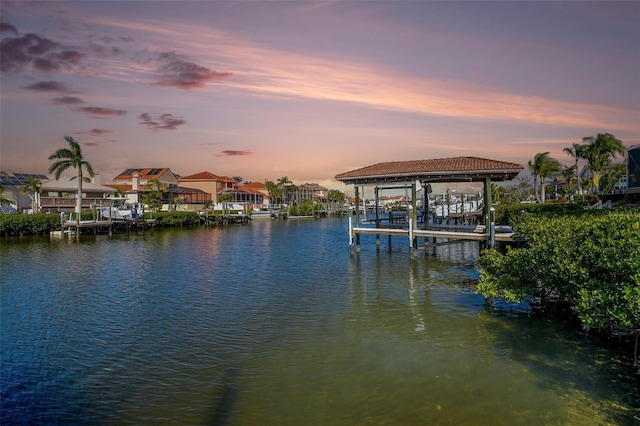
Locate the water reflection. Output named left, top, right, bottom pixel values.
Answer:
left=1, top=221, right=638, bottom=425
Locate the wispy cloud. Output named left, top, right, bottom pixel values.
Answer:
left=150, top=51, right=232, bottom=90
left=139, top=112, right=186, bottom=131
left=23, top=80, right=71, bottom=92
left=84, top=139, right=118, bottom=147
left=77, top=107, right=127, bottom=117
left=53, top=96, right=84, bottom=105
left=0, top=22, right=19, bottom=35
left=85, top=17, right=636, bottom=131
left=84, top=129, right=113, bottom=136
left=215, top=150, right=253, bottom=157
left=0, top=32, right=84, bottom=74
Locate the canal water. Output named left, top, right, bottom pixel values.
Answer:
left=1, top=218, right=638, bottom=425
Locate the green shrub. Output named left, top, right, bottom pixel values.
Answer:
left=289, top=204, right=314, bottom=216
left=0, top=213, right=62, bottom=236
left=146, top=211, right=200, bottom=226
left=478, top=209, right=640, bottom=334
left=493, top=202, right=582, bottom=225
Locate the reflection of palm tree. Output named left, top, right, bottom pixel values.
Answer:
left=581, top=133, right=626, bottom=196
left=21, top=177, right=42, bottom=212
left=48, top=136, right=95, bottom=215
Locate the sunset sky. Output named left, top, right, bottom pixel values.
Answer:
left=1, top=1, right=638, bottom=191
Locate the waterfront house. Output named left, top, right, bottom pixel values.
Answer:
left=0, top=172, right=49, bottom=213
left=109, top=168, right=180, bottom=204
left=40, top=175, right=116, bottom=213
left=0, top=172, right=116, bottom=213
left=178, top=171, right=236, bottom=204
left=218, top=186, right=265, bottom=211
left=241, top=182, right=270, bottom=208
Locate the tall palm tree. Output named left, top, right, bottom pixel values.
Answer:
left=563, top=143, right=586, bottom=194
left=528, top=152, right=562, bottom=202
left=48, top=136, right=95, bottom=216
left=21, top=177, right=42, bottom=213
left=264, top=180, right=282, bottom=205
left=581, top=133, right=626, bottom=196
left=277, top=176, right=292, bottom=204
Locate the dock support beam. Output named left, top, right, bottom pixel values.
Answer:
left=410, top=182, right=418, bottom=249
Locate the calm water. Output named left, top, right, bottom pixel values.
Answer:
left=1, top=218, right=638, bottom=425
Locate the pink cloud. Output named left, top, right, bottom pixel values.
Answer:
left=53, top=96, right=84, bottom=104
left=1, top=32, right=84, bottom=74
left=215, top=150, right=253, bottom=157
left=138, top=112, right=186, bottom=131
left=24, top=80, right=71, bottom=92
left=89, top=128, right=112, bottom=135
left=84, top=139, right=118, bottom=147
left=150, top=51, right=232, bottom=90
left=77, top=107, right=128, bottom=117
left=0, top=22, right=18, bottom=35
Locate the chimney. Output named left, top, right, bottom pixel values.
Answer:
left=132, top=172, right=140, bottom=190
left=91, top=174, right=101, bottom=185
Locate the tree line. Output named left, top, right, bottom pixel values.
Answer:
left=499, top=132, right=627, bottom=204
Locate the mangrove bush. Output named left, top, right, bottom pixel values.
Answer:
left=478, top=209, right=640, bottom=335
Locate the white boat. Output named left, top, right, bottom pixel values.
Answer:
left=100, top=204, right=144, bottom=221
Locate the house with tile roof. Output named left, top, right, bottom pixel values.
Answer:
left=219, top=185, right=265, bottom=210
left=178, top=171, right=236, bottom=203
left=108, top=168, right=211, bottom=208
left=241, top=182, right=270, bottom=207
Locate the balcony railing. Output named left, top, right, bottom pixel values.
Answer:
left=40, top=197, right=116, bottom=209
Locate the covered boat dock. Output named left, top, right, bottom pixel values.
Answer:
left=334, top=156, right=523, bottom=250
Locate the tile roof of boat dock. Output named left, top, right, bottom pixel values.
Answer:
left=335, top=156, right=523, bottom=185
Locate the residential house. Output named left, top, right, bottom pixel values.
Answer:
left=178, top=171, right=236, bottom=204
left=241, top=182, right=270, bottom=207
left=0, top=172, right=49, bottom=213
left=218, top=186, right=265, bottom=210
left=109, top=168, right=179, bottom=204
left=285, top=183, right=329, bottom=205
left=40, top=175, right=116, bottom=212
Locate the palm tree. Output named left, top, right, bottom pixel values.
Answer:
left=277, top=176, right=292, bottom=204
left=528, top=152, right=562, bottom=202
left=0, top=171, right=13, bottom=206
left=581, top=133, right=626, bottom=196
left=21, top=177, right=42, bottom=213
left=48, top=136, right=95, bottom=216
left=599, top=163, right=627, bottom=194
left=563, top=143, right=586, bottom=194
left=264, top=180, right=281, bottom=205
left=143, top=178, right=166, bottom=211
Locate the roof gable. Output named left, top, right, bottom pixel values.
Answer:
left=113, top=168, right=174, bottom=180
left=179, top=171, right=220, bottom=181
